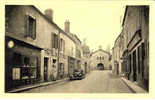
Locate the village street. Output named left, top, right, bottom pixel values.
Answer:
left=5, top=5, right=149, bottom=93
left=22, top=70, right=133, bottom=93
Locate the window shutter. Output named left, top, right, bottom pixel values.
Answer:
left=63, top=40, right=65, bottom=53
left=56, top=35, right=58, bottom=49
left=25, top=15, right=29, bottom=37
left=52, top=33, right=54, bottom=48
left=32, top=19, right=36, bottom=39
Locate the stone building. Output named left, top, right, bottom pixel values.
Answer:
left=112, top=35, right=122, bottom=75
left=5, top=5, right=63, bottom=91
left=59, top=29, right=77, bottom=77
left=81, top=40, right=90, bottom=74
left=5, top=5, right=85, bottom=91
left=89, top=47, right=111, bottom=70
left=63, top=20, right=83, bottom=75
left=122, top=6, right=149, bottom=90
left=112, top=6, right=149, bottom=90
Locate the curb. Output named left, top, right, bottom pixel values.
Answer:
left=7, top=78, right=69, bottom=93
left=121, top=77, right=147, bottom=93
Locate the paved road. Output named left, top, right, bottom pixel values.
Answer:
left=22, top=70, right=133, bottom=93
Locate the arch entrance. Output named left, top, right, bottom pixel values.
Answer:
left=97, top=63, right=104, bottom=70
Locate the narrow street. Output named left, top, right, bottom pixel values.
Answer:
left=22, top=70, right=133, bottom=93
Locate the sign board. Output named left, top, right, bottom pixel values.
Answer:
left=12, top=68, right=20, bottom=80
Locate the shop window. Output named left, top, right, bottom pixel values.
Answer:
left=24, top=57, right=30, bottom=66
left=12, top=53, right=22, bottom=66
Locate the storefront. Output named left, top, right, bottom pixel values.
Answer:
left=122, top=49, right=129, bottom=79
left=5, top=37, right=42, bottom=91
left=127, top=29, right=149, bottom=90
left=68, top=56, right=75, bottom=75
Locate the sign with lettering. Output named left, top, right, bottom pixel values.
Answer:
left=12, top=68, right=20, bottom=80
left=127, top=32, right=142, bottom=51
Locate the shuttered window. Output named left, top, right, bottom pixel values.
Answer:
left=25, top=15, right=36, bottom=39
left=52, top=33, right=58, bottom=49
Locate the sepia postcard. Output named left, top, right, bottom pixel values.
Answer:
left=0, top=0, right=155, bottom=99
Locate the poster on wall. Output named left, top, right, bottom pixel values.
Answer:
left=12, top=68, right=20, bottom=80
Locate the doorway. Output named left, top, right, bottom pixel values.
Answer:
left=133, top=51, right=137, bottom=81
left=97, top=63, right=104, bottom=70
left=85, top=62, right=87, bottom=73
left=44, top=57, right=48, bottom=82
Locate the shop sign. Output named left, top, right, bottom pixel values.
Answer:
left=12, top=68, right=20, bottom=80
left=127, top=31, right=142, bottom=51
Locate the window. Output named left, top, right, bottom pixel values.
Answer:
left=60, top=38, right=63, bottom=51
left=12, top=53, right=22, bottom=66
left=63, top=40, right=65, bottom=53
left=26, top=15, right=36, bottom=39
left=101, top=56, right=104, bottom=60
left=24, top=57, right=30, bottom=66
left=76, top=49, right=81, bottom=58
left=71, top=47, right=73, bottom=55
left=60, top=38, right=65, bottom=52
left=52, top=33, right=58, bottom=49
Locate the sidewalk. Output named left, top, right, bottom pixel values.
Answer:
left=7, top=78, right=69, bottom=93
left=121, top=77, right=148, bottom=93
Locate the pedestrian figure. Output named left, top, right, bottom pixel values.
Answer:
left=50, top=64, right=57, bottom=81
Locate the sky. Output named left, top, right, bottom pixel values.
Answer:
left=35, top=1, right=126, bottom=52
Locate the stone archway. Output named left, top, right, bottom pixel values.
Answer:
left=97, top=63, right=104, bottom=70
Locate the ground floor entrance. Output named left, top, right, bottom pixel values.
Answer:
left=97, top=63, right=104, bottom=70
left=44, top=57, right=48, bottom=82
left=5, top=37, right=41, bottom=91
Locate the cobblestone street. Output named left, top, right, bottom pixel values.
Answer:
left=22, top=70, right=133, bottom=93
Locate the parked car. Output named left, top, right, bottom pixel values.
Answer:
left=69, top=69, right=85, bottom=80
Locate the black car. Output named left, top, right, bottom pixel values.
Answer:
left=69, top=69, right=85, bottom=80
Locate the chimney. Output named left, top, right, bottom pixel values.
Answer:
left=64, top=20, right=70, bottom=33
left=44, top=9, right=53, bottom=21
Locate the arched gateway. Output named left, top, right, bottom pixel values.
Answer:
left=89, top=48, right=111, bottom=70
left=97, top=63, right=104, bottom=70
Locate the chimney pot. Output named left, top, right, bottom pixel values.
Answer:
left=44, top=9, right=53, bottom=21
left=64, top=20, right=70, bottom=33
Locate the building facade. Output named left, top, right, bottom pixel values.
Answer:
left=89, top=48, right=111, bottom=70
left=112, top=35, right=122, bottom=75
left=63, top=20, right=84, bottom=75
left=81, top=42, right=91, bottom=74
left=5, top=5, right=85, bottom=91
left=123, top=6, right=149, bottom=90
left=112, top=6, right=149, bottom=91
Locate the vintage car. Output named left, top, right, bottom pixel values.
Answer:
left=69, top=69, right=85, bottom=80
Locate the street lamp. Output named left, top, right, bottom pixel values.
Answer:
left=8, top=40, right=14, bottom=48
